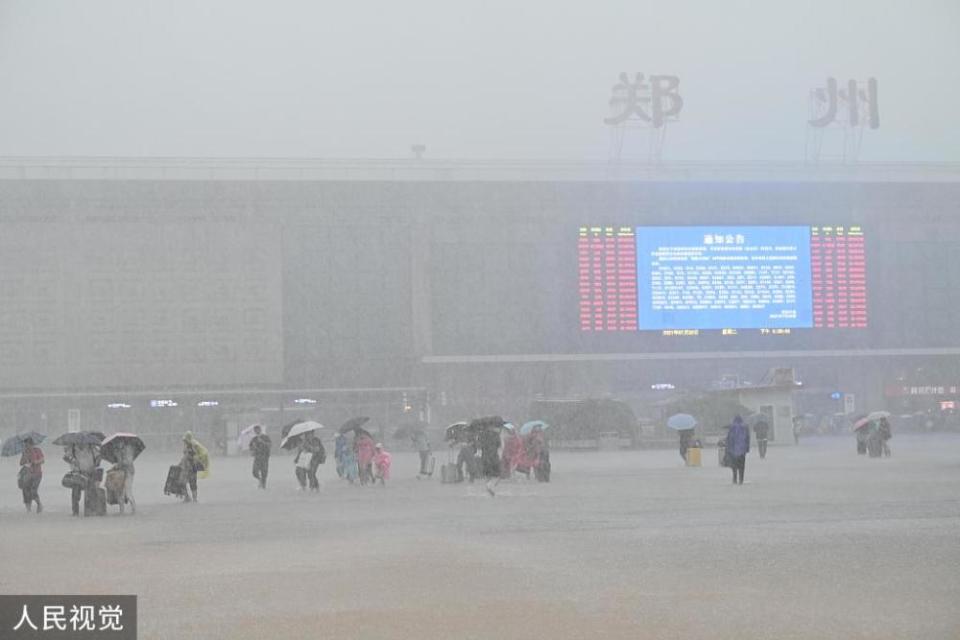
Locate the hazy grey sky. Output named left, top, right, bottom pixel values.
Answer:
left=1, top=0, right=958, bottom=161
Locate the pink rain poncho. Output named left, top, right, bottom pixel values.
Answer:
left=373, top=449, right=392, bottom=481
left=356, top=434, right=376, bottom=468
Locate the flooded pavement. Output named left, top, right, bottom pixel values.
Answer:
left=2, top=435, right=959, bottom=639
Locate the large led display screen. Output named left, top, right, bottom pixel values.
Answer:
left=578, top=225, right=866, bottom=332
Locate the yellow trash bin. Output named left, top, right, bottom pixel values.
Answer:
left=685, top=447, right=702, bottom=467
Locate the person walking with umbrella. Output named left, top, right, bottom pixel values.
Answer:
left=355, top=430, right=376, bottom=486
left=280, top=421, right=325, bottom=491
left=249, top=425, right=272, bottom=489
left=100, top=433, right=144, bottom=514
left=20, top=437, right=45, bottom=513
left=60, top=436, right=102, bottom=517
left=478, top=421, right=503, bottom=496
left=303, top=431, right=325, bottom=492
left=726, top=415, right=750, bottom=485
left=667, top=414, right=697, bottom=462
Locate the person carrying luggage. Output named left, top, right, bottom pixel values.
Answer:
left=179, top=432, right=208, bottom=503
left=63, top=443, right=99, bottom=517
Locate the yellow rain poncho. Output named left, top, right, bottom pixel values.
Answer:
left=183, top=431, right=211, bottom=479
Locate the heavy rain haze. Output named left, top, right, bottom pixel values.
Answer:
left=0, top=0, right=959, bottom=160
left=1, top=2, right=959, bottom=640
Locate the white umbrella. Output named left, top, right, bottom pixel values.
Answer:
left=280, top=421, right=325, bottom=448
left=667, top=414, right=697, bottom=431
left=237, top=424, right=265, bottom=451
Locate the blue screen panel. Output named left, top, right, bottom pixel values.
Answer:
left=635, top=226, right=812, bottom=330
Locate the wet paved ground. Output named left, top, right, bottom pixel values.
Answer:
left=2, top=434, right=959, bottom=639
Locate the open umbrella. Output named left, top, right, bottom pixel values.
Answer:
left=667, top=414, right=697, bottom=431
left=237, top=424, right=265, bottom=450
left=865, top=410, right=891, bottom=422
left=100, top=433, right=146, bottom=463
left=445, top=421, right=470, bottom=442
left=52, top=431, right=105, bottom=447
left=520, top=420, right=549, bottom=436
left=339, top=416, right=371, bottom=435
left=468, top=416, right=505, bottom=433
left=281, top=421, right=325, bottom=449
left=280, top=420, right=303, bottom=439
left=1, top=431, right=46, bottom=457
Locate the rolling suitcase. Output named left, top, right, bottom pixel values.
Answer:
left=164, top=465, right=185, bottom=497
left=440, top=463, right=459, bottom=483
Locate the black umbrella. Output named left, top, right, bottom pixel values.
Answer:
left=444, top=421, right=470, bottom=443
left=468, top=416, right=505, bottom=432
left=338, top=416, right=371, bottom=434
left=52, top=431, right=105, bottom=447
left=1, top=431, right=46, bottom=457
left=99, top=433, right=146, bottom=463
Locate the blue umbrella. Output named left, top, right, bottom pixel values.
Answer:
left=520, top=420, right=549, bottom=436
left=1, top=431, right=46, bottom=457
left=667, top=414, right=697, bottom=431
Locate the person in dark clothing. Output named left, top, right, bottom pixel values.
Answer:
left=726, top=415, right=750, bottom=485
left=479, top=427, right=502, bottom=496
left=456, top=442, right=479, bottom=482
left=249, top=425, right=271, bottom=489
left=754, top=420, right=770, bottom=460
left=678, top=429, right=694, bottom=461
left=303, top=432, right=325, bottom=491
